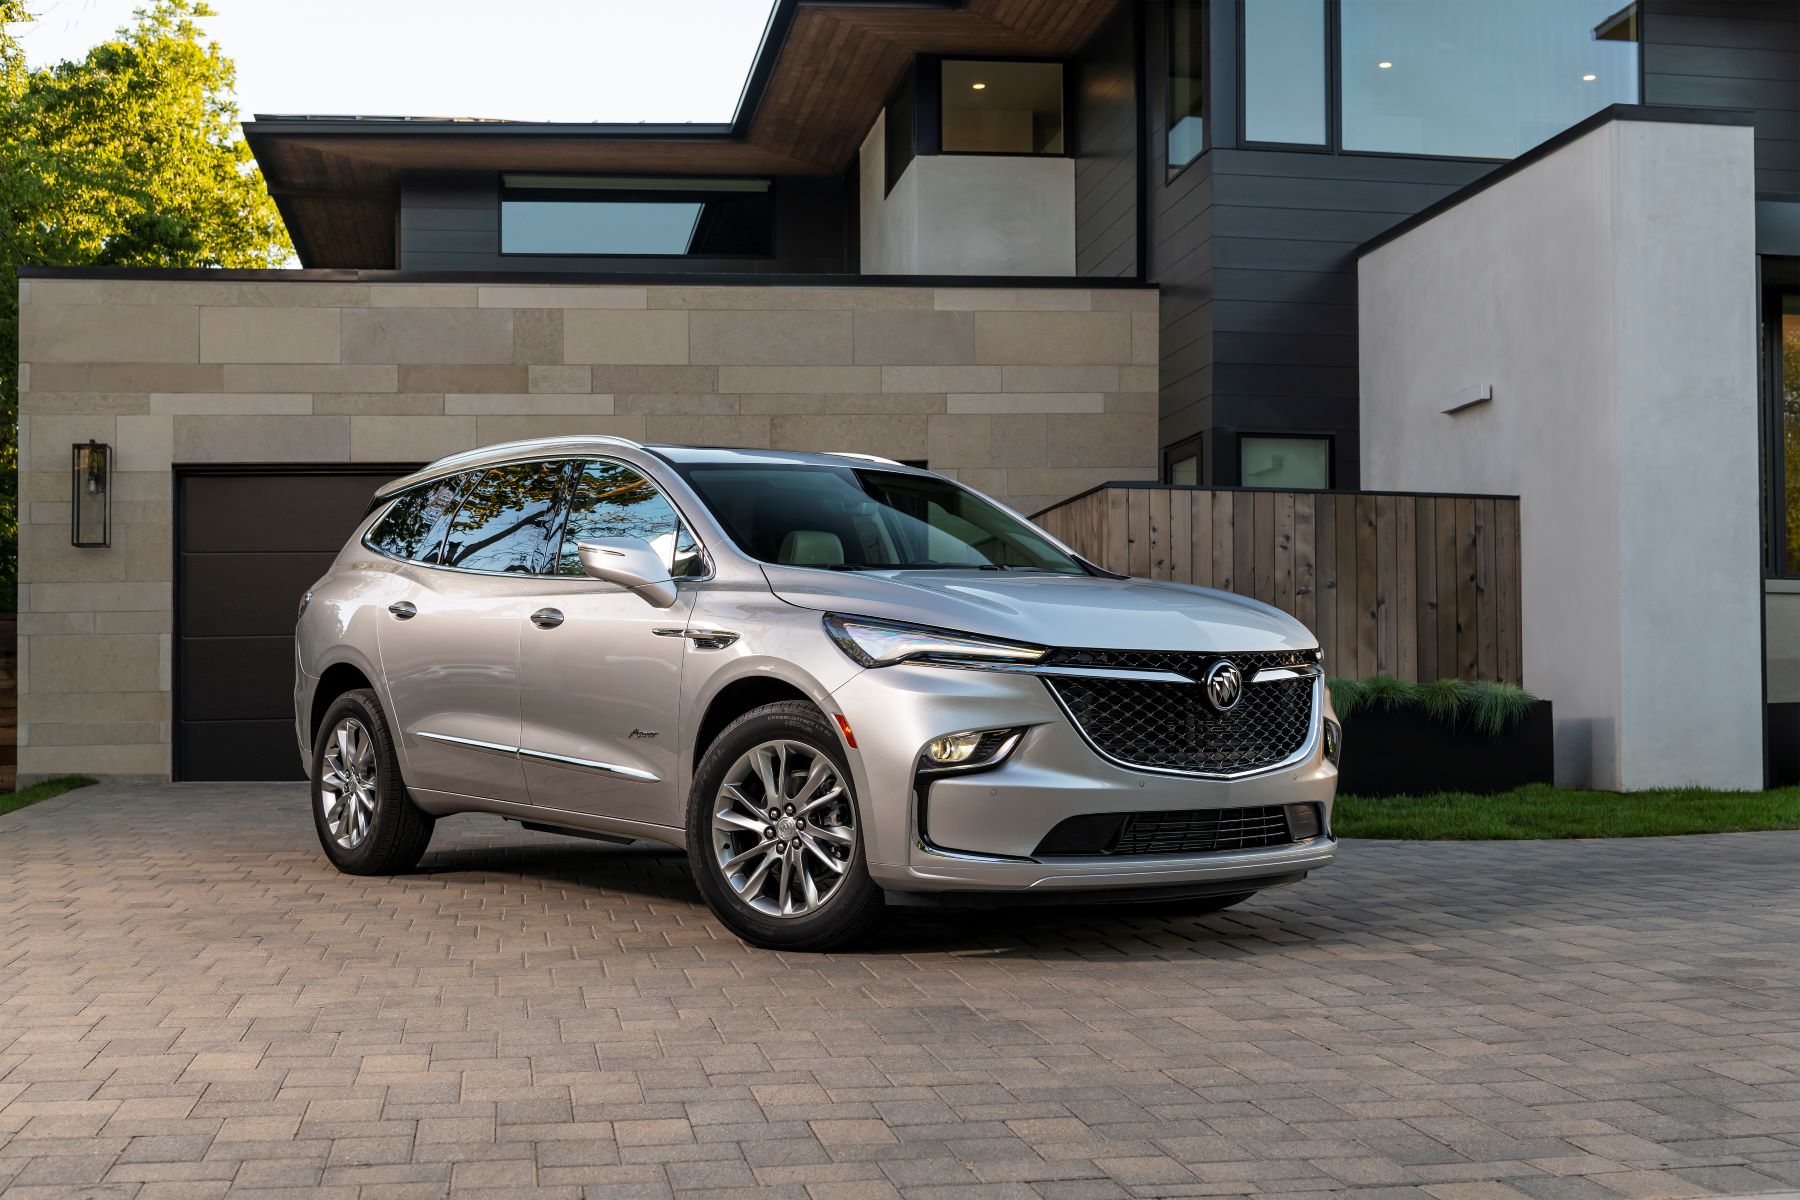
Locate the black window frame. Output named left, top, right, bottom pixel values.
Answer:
left=1166, top=0, right=1208, bottom=175
left=932, top=55, right=1074, bottom=160
left=497, top=173, right=778, bottom=260
left=1229, top=0, right=1645, bottom=164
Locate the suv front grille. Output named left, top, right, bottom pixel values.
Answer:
left=1035, top=805, right=1300, bottom=856
left=1042, top=648, right=1317, bottom=776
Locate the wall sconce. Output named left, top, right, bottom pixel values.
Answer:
left=71, top=440, right=111, bottom=548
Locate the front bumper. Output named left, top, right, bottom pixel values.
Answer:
left=829, top=662, right=1338, bottom=896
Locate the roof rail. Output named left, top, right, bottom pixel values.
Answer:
left=420, top=434, right=643, bottom=474
left=829, top=451, right=904, bottom=466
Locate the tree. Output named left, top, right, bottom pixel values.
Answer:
left=1, top=0, right=292, bottom=607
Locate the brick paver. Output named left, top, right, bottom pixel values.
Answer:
left=1, top=781, right=1797, bottom=1199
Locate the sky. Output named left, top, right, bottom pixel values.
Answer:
left=11, top=0, right=780, bottom=123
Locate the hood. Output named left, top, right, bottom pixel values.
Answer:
left=760, top=566, right=1317, bottom=653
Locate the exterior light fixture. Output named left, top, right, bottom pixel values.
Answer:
left=970, top=81, right=986, bottom=89
left=1377, top=60, right=1392, bottom=69
left=1582, top=73, right=1597, bottom=81
left=71, top=439, right=111, bottom=548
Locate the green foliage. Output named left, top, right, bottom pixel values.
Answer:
left=0, top=1, right=292, bottom=610
left=1333, top=783, right=1800, bottom=840
left=1328, top=674, right=1539, bottom=737
left=0, top=773, right=96, bottom=817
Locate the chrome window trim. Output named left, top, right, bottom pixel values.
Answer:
left=1042, top=673, right=1324, bottom=782
left=416, top=730, right=660, bottom=784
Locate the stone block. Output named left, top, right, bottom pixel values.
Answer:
left=349, top=416, right=480, bottom=462
left=115, top=416, right=175, bottom=472
left=1047, top=412, right=1158, bottom=467
left=768, top=414, right=927, bottom=460
left=689, top=310, right=851, bottom=366
left=974, top=312, right=1132, bottom=365
left=563, top=310, right=689, bottom=364
left=314, top=393, right=446, bottom=415
left=933, top=288, right=1092, bottom=312
left=1000, top=365, right=1121, bottom=392
left=343, top=307, right=515, bottom=364
left=221, top=364, right=398, bottom=393
left=26, top=581, right=171, bottom=613
left=647, top=286, right=929, bottom=310
left=23, top=304, right=198, bottom=363
left=529, top=366, right=593, bottom=394
left=24, top=415, right=118, bottom=472
left=472, top=414, right=648, bottom=444
left=1132, top=310, right=1159, bottom=364
left=199, top=307, right=340, bottom=364
left=852, top=311, right=974, bottom=365
left=614, top=394, right=742, bottom=416
left=368, top=284, right=479, bottom=307
left=26, top=363, right=222, bottom=393
left=882, top=365, right=1003, bottom=393
left=28, top=633, right=162, bottom=693
left=925, top=415, right=992, bottom=468
left=1090, top=288, right=1160, bottom=311
left=20, top=392, right=151, bottom=415
left=512, top=308, right=563, bottom=365
left=946, top=393, right=1105, bottom=415
left=398, top=364, right=530, bottom=393
left=19, top=742, right=168, bottom=776
left=740, top=393, right=942, bottom=415
left=642, top=414, right=771, bottom=446
left=173, top=414, right=350, bottom=462
left=444, top=394, right=616, bottom=415
left=479, top=285, right=647, bottom=309
left=149, top=394, right=314, bottom=415
left=717, top=366, right=880, bottom=394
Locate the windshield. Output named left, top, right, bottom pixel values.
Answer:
left=678, top=464, right=1085, bottom=573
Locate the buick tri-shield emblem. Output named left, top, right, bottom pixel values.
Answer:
left=1202, top=660, right=1244, bottom=713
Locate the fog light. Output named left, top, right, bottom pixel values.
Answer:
left=1324, top=718, right=1342, bottom=765
left=1285, top=803, right=1322, bottom=842
left=927, top=732, right=983, bottom=764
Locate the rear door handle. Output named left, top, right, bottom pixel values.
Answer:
left=530, top=608, right=565, bottom=630
left=387, top=601, right=417, bottom=620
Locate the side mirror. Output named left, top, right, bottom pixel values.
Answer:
left=576, top=537, right=678, bottom=608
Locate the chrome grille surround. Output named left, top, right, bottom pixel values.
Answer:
left=1041, top=648, right=1321, bottom=779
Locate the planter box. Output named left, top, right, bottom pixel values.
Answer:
left=1335, top=700, right=1554, bottom=796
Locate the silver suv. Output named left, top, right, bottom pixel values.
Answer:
left=296, top=437, right=1340, bottom=950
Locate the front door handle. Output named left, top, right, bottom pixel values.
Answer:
left=387, top=601, right=417, bottom=620
left=530, top=607, right=565, bottom=630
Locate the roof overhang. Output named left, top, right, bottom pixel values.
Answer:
left=246, top=0, right=1122, bottom=268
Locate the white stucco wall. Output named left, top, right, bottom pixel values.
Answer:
left=858, top=115, right=1076, bottom=277
left=1359, top=117, right=1761, bottom=791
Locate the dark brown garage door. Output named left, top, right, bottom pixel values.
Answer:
left=175, top=467, right=418, bottom=781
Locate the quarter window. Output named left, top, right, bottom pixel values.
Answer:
left=441, top=461, right=569, bottom=574
left=366, top=475, right=468, bottom=564
left=558, top=460, right=704, bottom=578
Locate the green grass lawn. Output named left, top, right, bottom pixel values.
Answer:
left=0, top=775, right=97, bottom=819
left=1335, top=783, right=1800, bottom=840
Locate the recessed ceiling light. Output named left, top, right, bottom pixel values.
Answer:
left=1378, top=61, right=1392, bottom=69
left=1582, top=73, right=1597, bottom=81
left=971, top=81, right=987, bottom=90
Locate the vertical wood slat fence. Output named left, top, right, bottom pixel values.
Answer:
left=1034, top=485, right=1522, bottom=684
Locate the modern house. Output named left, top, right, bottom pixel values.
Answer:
left=15, top=0, right=1795, bottom=790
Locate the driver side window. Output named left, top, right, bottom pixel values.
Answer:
left=557, top=459, right=704, bottom=578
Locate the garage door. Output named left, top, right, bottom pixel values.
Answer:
left=175, top=467, right=418, bottom=781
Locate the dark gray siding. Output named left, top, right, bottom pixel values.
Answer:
left=1073, top=4, right=1139, bottom=278
left=398, top=173, right=855, bottom=274
left=1643, top=0, right=1800, bottom=195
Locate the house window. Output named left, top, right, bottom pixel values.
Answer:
left=1339, top=0, right=1639, bottom=159
left=1167, top=1, right=1205, bottom=167
left=500, top=176, right=774, bottom=256
left=1241, top=436, right=1331, bottom=490
left=1243, top=0, right=1327, bottom=146
left=940, top=60, right=1065, bottom=155
left=1165, top=436, right=1203, bottom=486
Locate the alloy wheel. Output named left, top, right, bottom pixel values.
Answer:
left=319, top=717, right=378, bottom=849
left=711, top=739, right=856, bottom=918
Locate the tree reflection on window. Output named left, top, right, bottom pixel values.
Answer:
left=558, top=461, right=702, bottom=578
left=441, top=461, right=568, bottom=574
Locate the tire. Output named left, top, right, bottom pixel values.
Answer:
left=311, top=688, right=435, bottom=876
left=687, top=700, right=887, bottom=951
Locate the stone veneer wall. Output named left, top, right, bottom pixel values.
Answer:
left=16, top=277, right=1158, bottom=778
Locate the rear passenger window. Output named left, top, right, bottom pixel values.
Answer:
left=441, top=461, right=569, bottom=574
left=558, top=460, right=704, bottom=578
left=366, top=475, right=467, bottom=563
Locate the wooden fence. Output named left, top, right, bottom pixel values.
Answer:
left=1034, top=485, right=1522, bottom=684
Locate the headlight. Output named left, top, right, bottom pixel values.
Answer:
left=823, top=614, right=1045, bottom=669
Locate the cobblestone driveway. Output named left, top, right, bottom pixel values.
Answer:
left=1, top=782, right=1797, bottom=1200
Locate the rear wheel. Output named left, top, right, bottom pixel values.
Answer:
left=687, top=701, right=886, bottom=950
left=311, top=688, right=434, bottom=875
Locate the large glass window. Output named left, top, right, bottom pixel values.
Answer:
left=441, top=461, right=568, bottom=574
left=557, top=460, right=704, bottom=579
left=679, top=465, right=1084, bottom=573
left=1241, top=436, right=1331, bottom=490
left=1340, top=0, right=1639, bottom=159
left=500, top=176, right=773, bottom=256
left=941, top=60, right=1065, bottom=155
left=1244, top=0, right=1327, bottom=145
left=366, top=475, right=468, bottom=564
left=1168, top=0, right=1205, bottom=167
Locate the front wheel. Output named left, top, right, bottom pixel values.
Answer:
left=311, top=688, right=435, bottom=875
left=687, top=701, right=886, bottom=951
